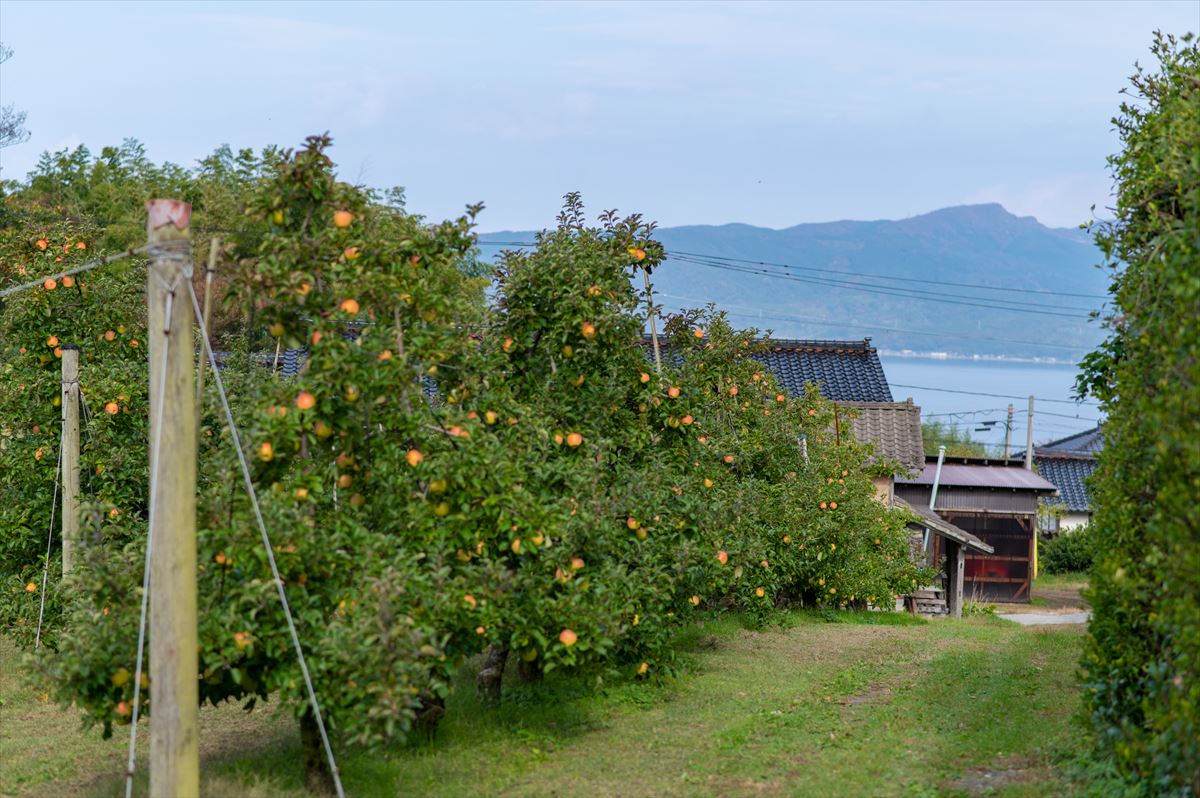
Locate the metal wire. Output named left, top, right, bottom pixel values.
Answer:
left=0, top=246, right=148, bottom=299
left=185, top=281, right=345, bottom=798
left=124, top=285, right=177, bottom=798
left=34, top=442, right=63, bottom=651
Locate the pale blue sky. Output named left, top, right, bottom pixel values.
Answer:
left=1, top=1, right=1195, bottom=230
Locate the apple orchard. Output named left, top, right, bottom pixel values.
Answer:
left=0, top=136, right=928, bottom=784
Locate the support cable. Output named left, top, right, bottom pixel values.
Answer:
left=185, top=281, right=344, bottom=798
left=0, top=246, right=147, bottom=299
left=34, top=443, right=64, bottom=651
left=124, top=282, right=177, bottom=798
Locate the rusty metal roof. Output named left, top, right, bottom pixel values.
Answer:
left=892, top=496, right=994, bottom=554
left=896, top=461, right=1058, bottom=492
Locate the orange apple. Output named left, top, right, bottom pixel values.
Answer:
left=43, top=278, right=57, bottom=291
left=717, top=550, right=728, bottom=565
left=295, top=391, right=316, bottom=411
left=559, top=629, right=578, bottom=647
left=258, top=442, right=274, bottom=462
left=566, top=432, right=583, bottom=447
left=407, top=449, right=424, bottom=467
left=105, top=402, right=119, bottom=415
left=343, top=246, right=360, bottom=260
left=333, top=210, right=353, bottom=228
left=340, top=298, right=360, bottom=314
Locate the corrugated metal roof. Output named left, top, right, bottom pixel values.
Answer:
left=892, top=496, right=993, bottom=554
left=896, top=461, right=1058, bottom=492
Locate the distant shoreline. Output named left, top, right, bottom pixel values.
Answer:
left=878, top=349, right=1083, bottom=367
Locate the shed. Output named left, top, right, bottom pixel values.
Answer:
left=895, top=456, right=1058, bottom=602
left=891, top=496, right=992, bottom=617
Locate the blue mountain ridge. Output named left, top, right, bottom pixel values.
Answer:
left=477, top=203, right=1108, bottom=360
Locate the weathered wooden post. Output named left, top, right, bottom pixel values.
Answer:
left=60, top=345, right=80, bottom=575
left=146, top=199, right=199, bottom=798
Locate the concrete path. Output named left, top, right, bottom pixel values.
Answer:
left=998, top=611, right=1090, bottom=626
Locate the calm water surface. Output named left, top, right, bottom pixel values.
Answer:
left=878, top=356, right=1101, bottom=455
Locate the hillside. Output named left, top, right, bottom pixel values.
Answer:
left=478, top=204, right=1109, bottom=360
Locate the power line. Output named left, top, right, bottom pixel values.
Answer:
left=479, top=239, right=1109, bottom=304
left=665, top=299, right=1091, bottom=353
left=889, top=383, right=1098, bottom=406
left=667, top=248, right=1109, bottom=301
left=669, top=254, right=1095, bottom=320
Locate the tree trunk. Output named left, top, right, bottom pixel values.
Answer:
left=300, top=710, right=335, bottom=797
left=412, top=689, right=446, bottom=737
left=476, top=644, right=508, bottom=704
left=516, top=656, right=543, bottom=684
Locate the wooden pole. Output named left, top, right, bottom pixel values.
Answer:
left=60, top=346, right=80, bottom=576
left=1003, top=403, right=1014, bottom=459
left=1024, top=395, right=1035, bottom=470
left=195, top=238, right=219, bottom=435
left=146, top=199, right=199, bottom=798
left=643, top=268, right=662, bottom=375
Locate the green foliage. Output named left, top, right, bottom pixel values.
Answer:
left=1040, top=525, right=1096, bottom=576
left=1076, top=32, right=1200, bottom=795
left=920, top=419, right=988, bottom=458
left=3, top=135, right=933, bottom=766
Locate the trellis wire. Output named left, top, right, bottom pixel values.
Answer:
left=123, top=281, right=177, bottom=798
left=186, top=281, right=345, bottom=798
left=34, top=442, right=64, bottom=650
left=0, top=245, right=148, bottom=299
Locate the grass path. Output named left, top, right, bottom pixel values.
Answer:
left=2, top=613, right=1090, bottom=798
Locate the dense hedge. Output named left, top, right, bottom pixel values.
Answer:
left=1039, top=525, right=1095, bottom=575
left=1076, top=33, right=1199, bottom=796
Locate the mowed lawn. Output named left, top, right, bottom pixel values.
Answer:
left=1, top=613, right=1092, bottom=798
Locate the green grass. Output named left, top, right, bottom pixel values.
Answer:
left=1033, top=571, right=1089, bottom=590
left=3, top=612, right=1100, bottom=798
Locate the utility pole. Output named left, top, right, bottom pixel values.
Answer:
left=1024, top=395, right=1035, bottom=471
left=146, top=199, right=199, bottom=798
left=1003, top=403, right=1014, bottom=459
left=643, top=267, right=662, bottom=375
left=60, top=345, right=80, bottom=576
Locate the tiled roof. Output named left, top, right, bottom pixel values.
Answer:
left=749, top=338, right=893, bottom=402
left=842, top=399, right=924, bottom=476
left=892, top=496, right=994, bottom=554
left=1035, top=454, right=1096, bottom=512
left=1014, top=425, right=1104, bottom=460
left=643, top=336, right=893, bottom=402
left=1037, top=426, right=1103, bottom=457
left=897, top=459, right=1059, bottom=492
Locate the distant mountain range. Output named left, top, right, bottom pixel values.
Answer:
left=477, top=204, right=1110, bottom=361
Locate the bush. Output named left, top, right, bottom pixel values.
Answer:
left=1040, top=525, right=1095, bottom=575
left=1076, top=32, right=1200, bottom=795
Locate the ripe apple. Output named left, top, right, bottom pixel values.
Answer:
left=559, top=629, right=578, bottom=647
left=258, top=442, right=274, bottom=462
left=105, top=402, right=119, bottom=415
left=333, top=210, right=353, bottom=228
left=566, top=432, right=583, bottom=447
left=340, top=298, right=360, bottom=314
left=717, top=550, right=728, bottom=565
left=407, top=449, right=424, bottom=467
left=295, top=391, right=316, bottom=411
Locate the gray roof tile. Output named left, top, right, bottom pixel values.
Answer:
left=842, top=400, right=924, bottom=475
